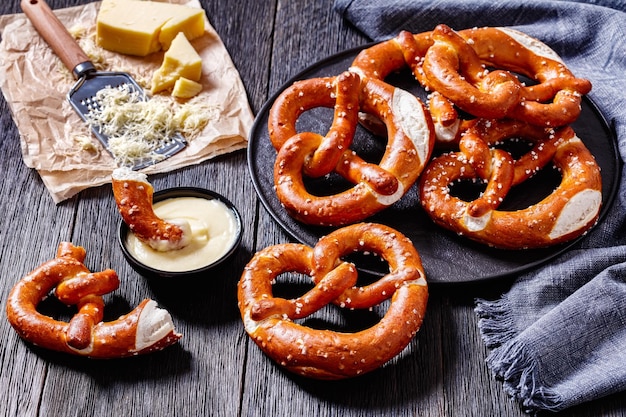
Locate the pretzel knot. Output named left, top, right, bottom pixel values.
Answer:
left=350, top=25, right=592, bottom=146
left=6, top=242, right=181, bottom=358
left=237, top=223, right=428, bottom=380
left=422, top=25, right=591, bottom=127
left=268, top=71, right=435, bottom=226
left=419, top=121, right=602, bottom=249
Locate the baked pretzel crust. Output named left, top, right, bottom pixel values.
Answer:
left=238, top=223, right=428, bottom=379
left=419, top=123, right=602, bottom=249
left=6, top=242, right=181, bottom=358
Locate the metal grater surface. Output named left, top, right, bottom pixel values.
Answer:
left=69, top=73, right=187, bottom=170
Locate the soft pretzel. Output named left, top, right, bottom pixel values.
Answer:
left=112, top=167, right=191, bottom=251
left=6, top=242, right=181, bottom=358
left=350, top=26, right=592, bottom=145
left=422, top=25, right=523, bottom=119
left=419, top=121, right=602, bottom=249
left=238, top=223, right=428, bottom=380
left=268, top=71, right=435, bottom=226
left=422, top=25, right=592, bottom=127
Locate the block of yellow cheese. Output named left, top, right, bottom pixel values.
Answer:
left=96, top=0, right=205, bottom=56
left=172, top=77, right=203, bottom=98
left=151, top=32, right=202, bottom=94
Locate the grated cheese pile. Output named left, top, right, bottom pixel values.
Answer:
left=85, top=85, right=219, bottom=166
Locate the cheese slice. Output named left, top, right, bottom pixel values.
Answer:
left=172, top=77, right=203, bottom=98
left=151, top=32, right=202, bottom=94
left=96, top=0, right=205, bottom=56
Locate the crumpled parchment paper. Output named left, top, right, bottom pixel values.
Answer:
left=0, top=0, right=253, bottom=203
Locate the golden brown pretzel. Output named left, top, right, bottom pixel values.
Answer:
left=237, top=223, right=428, bottom=380
left=419, top=122, right=602, bottom=249
left=268, top=71, right=435, bottom=226
left=422, top=25, right=523, bottom=119
left=112, top=167, right=191, bottom=251
left=350, top=26, right=592, bottom=145
left=462, top=26, right=592, bottom=126
left=6, top=242, right=181, bottom=357
left=423, top=25, right=592, bottom=127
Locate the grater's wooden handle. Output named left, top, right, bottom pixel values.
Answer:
left=21, top=0, right=92, bottom=77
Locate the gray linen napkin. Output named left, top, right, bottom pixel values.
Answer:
left=334, top=0, right=626, bottom=413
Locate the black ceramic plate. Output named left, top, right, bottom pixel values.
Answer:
left=247, top=44, right=620, bottom=285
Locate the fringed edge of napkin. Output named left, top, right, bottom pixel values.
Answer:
left=475, top=297, right=564, bottom=414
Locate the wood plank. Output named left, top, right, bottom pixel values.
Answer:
left=438, top=288, right=525, bottom=417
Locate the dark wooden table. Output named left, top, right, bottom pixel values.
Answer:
left=1, top=1, right=625, bottom=416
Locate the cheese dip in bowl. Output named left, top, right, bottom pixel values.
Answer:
left=119, top=187, right=242, bottom=279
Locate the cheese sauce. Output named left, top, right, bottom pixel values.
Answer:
left=126, top=196, right=238, bottom=272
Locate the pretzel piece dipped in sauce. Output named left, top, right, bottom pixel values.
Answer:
left=112, top=167, right=191, bottom=252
